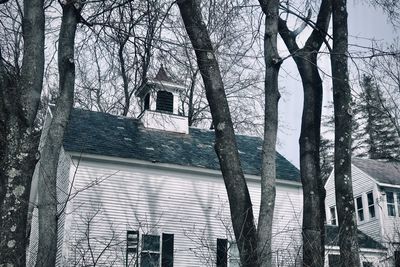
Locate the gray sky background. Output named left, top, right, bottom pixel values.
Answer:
left=276, top=1, right=398, bottom=167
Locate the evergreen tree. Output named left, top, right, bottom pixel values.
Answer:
left=356, top=75, right=400, bottom=160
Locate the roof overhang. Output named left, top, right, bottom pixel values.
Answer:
left=66, top=151, right=303, bottom=188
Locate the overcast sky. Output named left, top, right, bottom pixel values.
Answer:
left=276, top=1, right=398, bottom=167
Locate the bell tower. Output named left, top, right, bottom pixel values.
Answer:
left=136, top=66, right=188, bottom=134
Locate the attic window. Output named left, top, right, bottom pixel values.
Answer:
left=387, top=191, right=396, bottom=216
left=156, top=91, right=173, bottom=112
left=144, top=93, right=150, bottom=110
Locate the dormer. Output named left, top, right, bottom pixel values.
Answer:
left=136, top=66, right=188, bottom=134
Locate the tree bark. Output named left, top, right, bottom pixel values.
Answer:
left=331, top=0, right=360, bottom=266
left=177, top=1, right=258, bottom=266
left=35, top=3, right=79, bottom=267
left=257, top=1, right=281, bottom=265
left=278, top=1, right=331, bottom=266
left=0, top=0, right=45, bottom=266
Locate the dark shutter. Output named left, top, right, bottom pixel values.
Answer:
left=156, top=91, right=173, bottom=112
left=162, top=233, right=174, bottom=267
left=144, top=94, right=150, bottom=110
left=217, top=239, right=228, bottom=267
left=126, top=230, right=139, bottom=267
left=395, top=250, right=400, bottom=267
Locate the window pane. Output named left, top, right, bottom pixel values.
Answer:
left=143, top=235, right=160, bottom=251
left=229, top=242, right=240, bottom=267
left=367, top=192, right=375, bottom=218
left=387, top=192, right=394, bottom=203
left=141, top=252, right=160, bottom=267
left=328, top=255, right=340, bottom=267
left=356, top=196, right=364, bottom=221
left=330, top=207, right=337, bottom=225
left=387, top=192, right=396, bottom=216
left=367, top=192, right=374, bottom=205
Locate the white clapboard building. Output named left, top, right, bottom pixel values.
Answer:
left=28, top=67, right=386, bottom=266
left=325, top=158, right=400, bottom=266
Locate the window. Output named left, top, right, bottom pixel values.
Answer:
left=367, top=192, right=376, bottom=219
left=387, top=191, right=396, bottom=216
left=156, top=91, right=173, bottom=112
left=330, top=206, right=337, bottom=225
left=356, top=196, right=364, bottom=221
left=216, top=239, right=241, bottom=267
left=328, top=254, right=340, bottom=267
left=141, top=235, right=160, bottom=267
left=127, top=233, right=174, bottom=267
left=228, top=242, right=240, bottom=267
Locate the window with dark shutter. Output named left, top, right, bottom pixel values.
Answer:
left=217, top=239, right=228, bottom=267
left=156, top=91, right=173, bottom=113
left=162, top=233, right=174, bottom=267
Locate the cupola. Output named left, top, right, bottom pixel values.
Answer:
left=136, top=66, right=188, bottom=134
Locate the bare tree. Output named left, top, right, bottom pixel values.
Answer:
left=278, top=1, right=331, bottom=265
left=0, top=0, right=45, bottom=265
left=331, top=0, right=360, bottom=265
left=257, top=0, right=281, bottom=265
left=177, top=0, right=259, bottom=265
left=35, top=2, right=81, bottom=266
left=178, top=0, right=284, bottom=265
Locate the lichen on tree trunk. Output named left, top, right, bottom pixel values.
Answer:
left=0, top=0, right=45, bottom=266
left=331, top=0, right=360, bottom=265
left=35, top=3, right=79, bottom=267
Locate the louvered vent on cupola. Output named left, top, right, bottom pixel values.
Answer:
left=136, top=65, right=189, bottom=134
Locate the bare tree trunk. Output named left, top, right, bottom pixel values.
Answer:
left=35, top=3, right=79, bottom=267
left=331, top=0, right=360, bottom=266
left=278, top=1, right=331, bottom=266
left=0, top=0, right=45, bottom=265
left=177, top=1, right=258, bottom=266
left=257, top=1, right=281, bottom=265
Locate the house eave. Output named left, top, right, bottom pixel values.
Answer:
left=66, top=151, right=302, bottom=187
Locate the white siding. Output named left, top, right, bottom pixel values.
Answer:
left=352, top=166, right=382, bottom=243
left=325, top=165, right=382, bottom=242
left=61, top=156, right=303, bottom=267
left=26, top=148, right=71, bottom=266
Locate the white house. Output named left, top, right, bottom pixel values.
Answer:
left=28, top=67, right=304, bottom=267
left=28, top=68, right=386, bottom=266
left=325, top=158, right=400, bottom=266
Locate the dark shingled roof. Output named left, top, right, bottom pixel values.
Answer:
left=325, top=225, right=386, bottom=250
left=63, top=109, right=300, bottom=182
left=352, top=158, right=400, bottom=185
